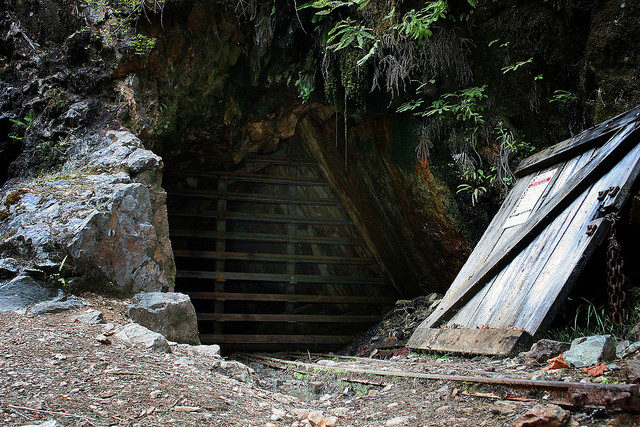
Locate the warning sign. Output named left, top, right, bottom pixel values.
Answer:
left=503, top=169, right=557, bottom=229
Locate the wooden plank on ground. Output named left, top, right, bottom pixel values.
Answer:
left=406, top=328, right=530, bottom=357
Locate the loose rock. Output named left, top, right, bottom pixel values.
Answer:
left=26, top=294, right=85, bottom=316
left=512, top=404, right=570, bottom=427
left=0, top=275, right=57, bottom=312
left=114, top=322, right=171, bottom=353
left=521, top=339, right=570, bottom=363
left=127, top=292, right=200, bottom=345
left=74, top=308, right=105, bottom=324
left=564, top=335, right=616, bottom=368
left=210, top=359, right=253, bottom=382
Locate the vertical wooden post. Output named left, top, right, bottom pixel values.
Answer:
left=286, top=147, right=297, bottom=333
left=215, top=178, right=227, bottom=335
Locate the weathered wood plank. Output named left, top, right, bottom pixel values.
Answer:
left=169, top=230, right=365, bottom=245
left=168, top=190, right=340, bottom=206
left=187, top=292, right=395, bottom=304
left=515, top=107, right=640, bottom=177
left=173, top=250, right=376, bottom=265
left=199, top=334, right=351, bottom=344
left=197, top=313, right=379, bottom=323
left=176, top=270, right=385, bottom=284
left=166, top=171, right=328, bottom=186
left=406, top=328, right=530, bottom=357
left=448, top=150, right=595, bottom=329
left=422, top=123, right=639, bottom=329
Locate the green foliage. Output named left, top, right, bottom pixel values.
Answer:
left=327, top=18, right=374, bottom=51
left=81, top=0, right=163, bottom=56
left=548, top=297, right=636, bottom=342
left=457, top=167, right=496, bottom=206
left=501, top=57, right=533, bottom=74
left=295, top=73, right=315, bottom=103
left=391, top=1, right=448, bottom=42
left=550, top=89, right=577, bottom=104
left=423, top=85, right=487, bottom=125
left=9, top=109, right=35, bottom=141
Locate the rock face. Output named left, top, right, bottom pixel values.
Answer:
left=127, top=292, right=200, bottom=345
left=114, top=322, right=171, bottom=353
left=564, top=335, right=617, bottom=368
left=0, top=275, right=57, bottom=312
left=0, top=130, right=175, bottom=296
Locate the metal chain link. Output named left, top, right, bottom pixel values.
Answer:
left=605, top=213, right=627, bottom=324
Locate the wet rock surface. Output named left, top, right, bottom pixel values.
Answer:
left=127, top=292, right=200, bottom=345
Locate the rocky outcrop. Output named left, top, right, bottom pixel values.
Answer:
left=127, top=292, right=200, bottom=345
left=0, top=130, right=175, bottom=296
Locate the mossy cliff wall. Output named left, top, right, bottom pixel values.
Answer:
left=1, top=0, right=639, bottom=296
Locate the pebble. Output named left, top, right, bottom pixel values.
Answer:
left=385, top=416, right=410, bottom=426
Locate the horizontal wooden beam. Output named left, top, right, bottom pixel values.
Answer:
left=200, top=334, right=351, bottom=344
left=170, top=211, right=353, bottom=225
left=197, top=313, right=379, bottom=323
left=187, top=292, right=394, bottom=304
left=165, top=171, right=328, bottom=186
left=246, top=156, right=318, bottom=167
left=173, top=250, right=376, bottom=265
left=169, top=230, right=364, bottom=245
left=176, top=270, right=385, bottom=284
left=168, top=190, right=340, bottom=206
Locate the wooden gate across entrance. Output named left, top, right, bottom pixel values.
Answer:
left=165, top=141, right=395, bottom=350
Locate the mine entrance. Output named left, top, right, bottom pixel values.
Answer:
left=164, top=139, right=396, bottom=351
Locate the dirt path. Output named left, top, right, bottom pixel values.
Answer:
left=1, top=296, right=638, bottom=426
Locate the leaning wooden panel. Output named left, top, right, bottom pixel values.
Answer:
left=409, top=110, right=640, bottom=356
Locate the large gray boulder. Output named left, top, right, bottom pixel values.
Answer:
left=127, top=292, right=200, bottom=345
left=0, top=275, right=57, bottom=312
left=0, top=130, right=175, bottom=296
left=114, top=322, right=170, bottom=353
left=564, top=335, right=616, bottom=368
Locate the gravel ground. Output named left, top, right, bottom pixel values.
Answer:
left=1, top=295, right=639, bottom=426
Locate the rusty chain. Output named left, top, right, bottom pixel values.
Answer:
left=605, top=213, right=627, bottom=324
